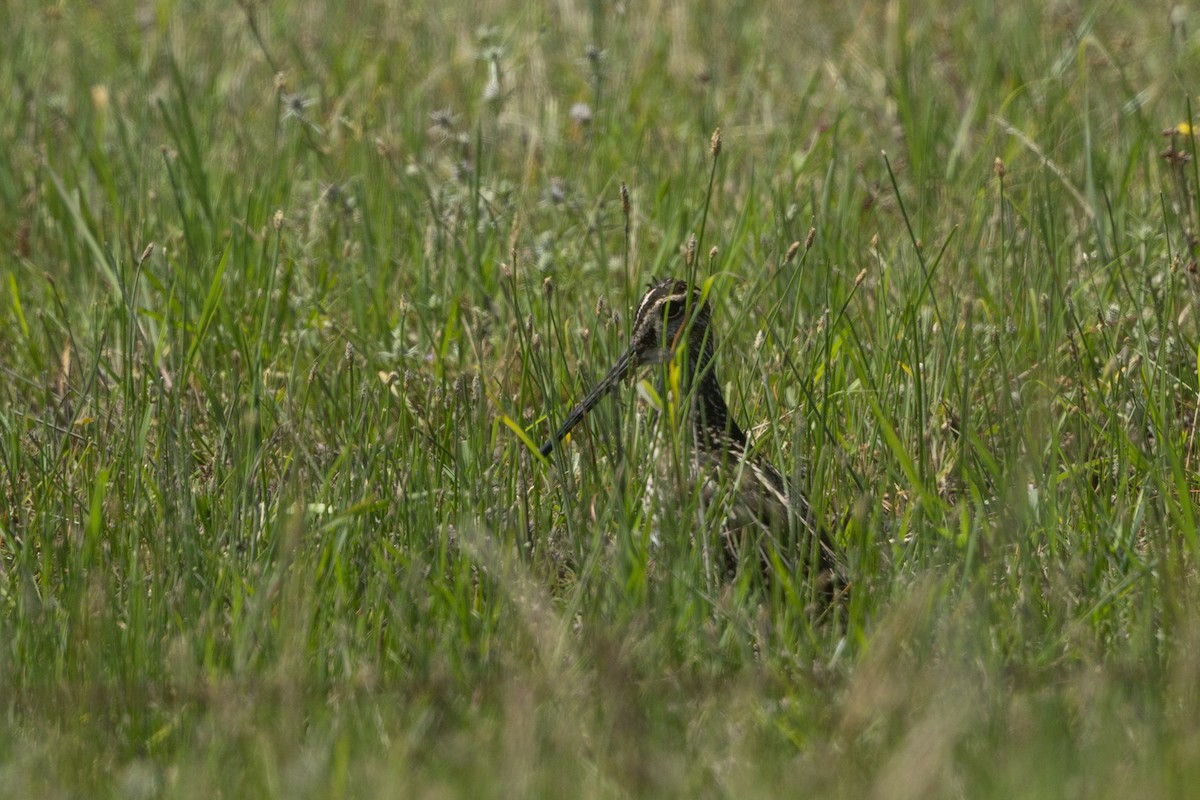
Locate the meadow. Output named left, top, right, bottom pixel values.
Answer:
left=2, top=0, right=1199, bottom=796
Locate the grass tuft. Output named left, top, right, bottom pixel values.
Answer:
left=1, top=0, right=1199, bottom=796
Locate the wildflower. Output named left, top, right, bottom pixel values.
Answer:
left=428, top=108, right=458, bottom=135
left=569, top=102, right=593, bottom=126
left=282, top=92, right=315, bottom=120
left=281, top=92, right=322, bottom=133
left=1162, top=123, right=1194, bottom=167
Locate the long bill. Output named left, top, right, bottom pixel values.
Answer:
left=540, top=347, right=638, bottom=457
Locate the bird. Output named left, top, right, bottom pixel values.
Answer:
left=539, top=277, right=842, bottom=600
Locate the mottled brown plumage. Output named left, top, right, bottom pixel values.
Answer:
left=541, top=278, right=843, bottom=598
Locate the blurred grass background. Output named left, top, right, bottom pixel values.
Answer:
left=2, top=0, right=1200, bottom=796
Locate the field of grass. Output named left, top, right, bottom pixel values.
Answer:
left=2, top=0, right=1200, bottom=796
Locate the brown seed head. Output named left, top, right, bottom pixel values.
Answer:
left=710, top=127, right=722, bottom=158
left=785, top=241, right=802, bottom=264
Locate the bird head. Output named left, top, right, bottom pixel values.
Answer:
left=540, top=278, right=713, bottom=457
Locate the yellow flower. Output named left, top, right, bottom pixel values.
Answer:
left=1176, top=122, right=1193, bottom=136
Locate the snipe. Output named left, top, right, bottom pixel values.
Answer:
left=540, top=278, right=842, bottom=597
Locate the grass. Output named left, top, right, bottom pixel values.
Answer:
left=1, top=0, right=1199, bottom=796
